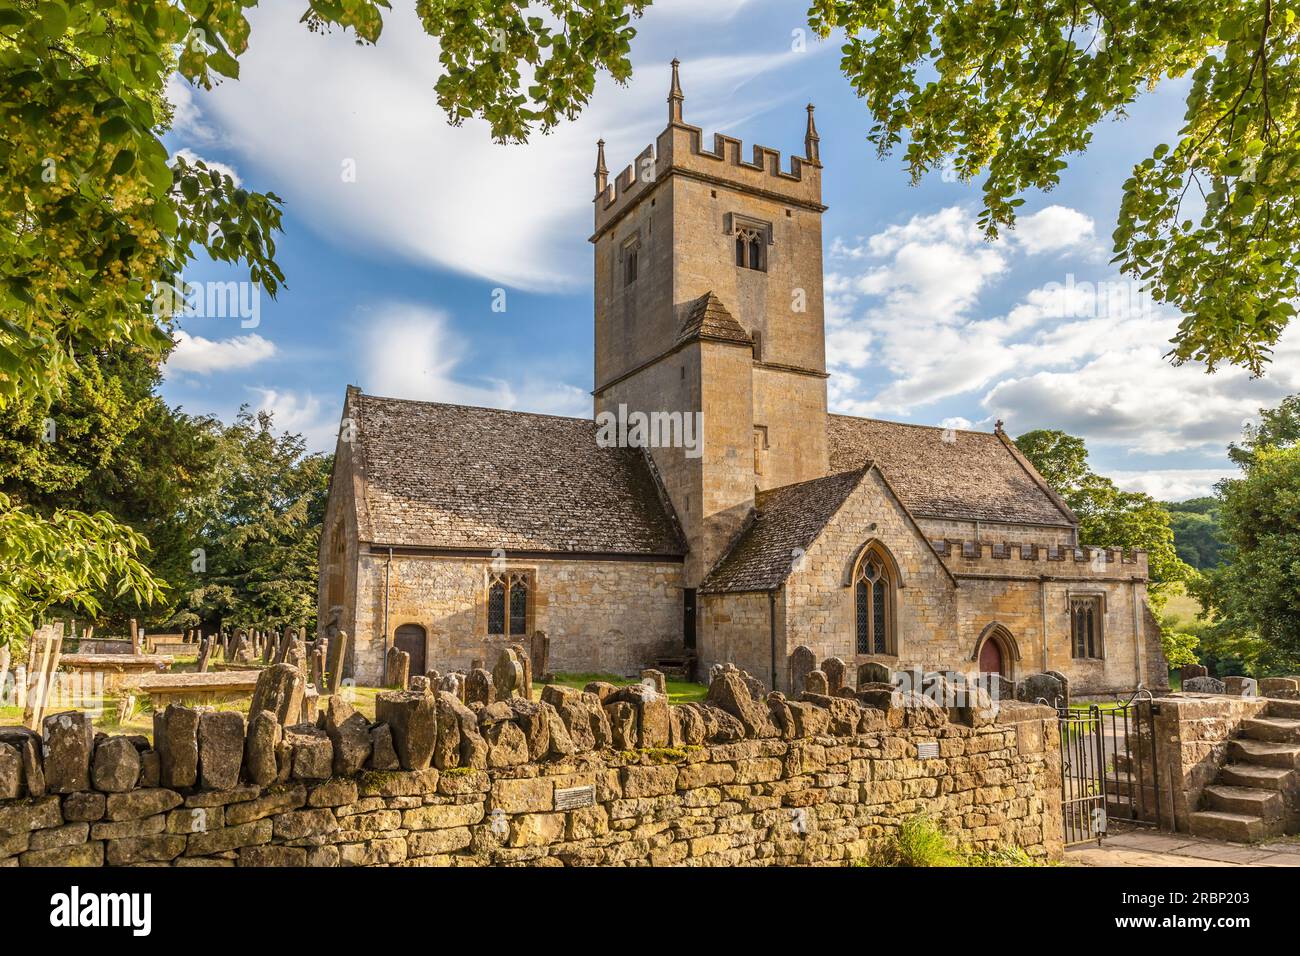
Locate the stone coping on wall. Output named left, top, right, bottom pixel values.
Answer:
left=0, top=668, right=1061, bottom=867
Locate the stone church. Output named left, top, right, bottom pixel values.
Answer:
left=320, top=63, right=1168, bottom=697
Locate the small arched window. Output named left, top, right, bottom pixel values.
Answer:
left=735, top=227, right=766, bottom=271
left=854, top=550, right=894, bottom=655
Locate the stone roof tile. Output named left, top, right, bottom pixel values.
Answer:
left=702, top=468, right=868, bottom=593
left=353, top=392, right=684, bottom=555
left=826, top=415, right=1074, bottom=527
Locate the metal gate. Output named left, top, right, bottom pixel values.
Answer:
left=1058, top=693, right=1164, bottom=847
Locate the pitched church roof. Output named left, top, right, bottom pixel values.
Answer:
left=349, top=391, right=685, bottom=556
left=826, top=415, right=1076, bottom=527
left=702, top=468, right=868, bottom=593
left=675, top=292, right=752, bottom=347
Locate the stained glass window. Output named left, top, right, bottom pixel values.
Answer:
left=853, top=549, right=893, bottom=656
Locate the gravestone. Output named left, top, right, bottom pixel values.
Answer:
left=439, top=672, right=465, bottom=702
left=822, top=657, right=846, bottom=694
left=1183, top=675, right=1227, bottom=694
left=857, top=661, right=891, bottom=686
left=509, top=642, right=533, bottom=700
left=804, top=669, right=829, bottom=696
left=788, top=645, right=817, bottom=696
left=530, top=631, right=550, bottom=684
left=465, top=668, right=494, bottom=706
left=1181, top=663, right=1208, bottom=682
left=325, top=628, right=350, bottom=693
left=196, top=636, right=213, bottom=674
left=1016, top=672, right=1068, bottom=708
left=640, top=668, right=668, bottom=696
left=385, top=646, right=411, bottom=690
left=492, top=648, right=524, bottom=700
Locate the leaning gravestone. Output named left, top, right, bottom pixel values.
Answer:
left=1183, top=675, right=1227, bottom=694
left=788, top=645, right=817, bottom=696
left=325, top=628, right=350, bottom=693
left=1181, top=663, right=1208, bottom=682
left=804, top=669, right=829, bottom=696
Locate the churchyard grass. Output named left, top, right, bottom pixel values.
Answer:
left=531, top=673, right=708, bottom=704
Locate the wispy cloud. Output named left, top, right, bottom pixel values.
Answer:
left=173, top=5, right=814, bottom=291
left=166, top=330, right=276, bottom=374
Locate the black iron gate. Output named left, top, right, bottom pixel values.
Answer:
left=1058, top=693, right=1164, bottom=847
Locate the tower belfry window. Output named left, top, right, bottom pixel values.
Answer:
left=735, top=227, right=765, bottom=271
left=728, top=214, right=771, bottom=273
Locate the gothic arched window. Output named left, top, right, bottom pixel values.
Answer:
left=735, top=227, right=766, bottom=271
left=488, top=570, right=533, bottom=638
left=854, top=549, right=895, bottom=655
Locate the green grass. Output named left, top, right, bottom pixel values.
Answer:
left=855, top=814, right=1053, bottom=867
left=1162, top=583, right=1204, bottom=628
left=531, top=672, right=708, bottom=704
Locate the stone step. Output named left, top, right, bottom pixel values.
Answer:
left=1229, top=738, right=1300, bottom=769
left=1242, top=716, right=1300, bottom=743
left=1266, top=699, right=1300, bottom=720
left=1202, top=784, right=1284, bottom=819
left=1188, top=810, right=1280, bottom=843
left=1219, top=762, right=1296, bottom=791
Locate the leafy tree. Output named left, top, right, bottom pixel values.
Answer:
left=1228, top=393, right=1300, bottom=468
left=179, top=409, right=330, bottom=635
left=0, top=0, right=645, bottom=647
left=0, top=491, right=163, bottom=646
left=809, top=0, right=1300, bottom=373
left=1199, top=445, right=1300, bottom=673
left=1163, top=498, right=1226, bottom=569
left=0, top=342, right=224, bottom=627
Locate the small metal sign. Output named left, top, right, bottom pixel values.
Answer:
left=916, top=741, right=940, bottom=760
left=555, top=784, right=596, bottom=811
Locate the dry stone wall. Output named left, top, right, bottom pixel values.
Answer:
left=0, top=671, right=1062, bottom=867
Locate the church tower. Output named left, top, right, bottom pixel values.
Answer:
left=592, top=62, right=830, bottom=586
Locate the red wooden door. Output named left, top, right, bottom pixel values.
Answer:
left=979, top=638, right=1004, bottom=676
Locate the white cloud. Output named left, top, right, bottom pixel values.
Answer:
left=983, top=323, right=1300, bottom=455
left=358, top=303, right=589, bottom=418
left=251, top=387, right=339, bottom=453
left=174, top=5, right=814, bottom=291
left=825, top=202, right=1300, bottom=471
left=1011, top=205, right=1097, bottom=256
left=166, top=330, right=276, bottom=374
left=1107, top=469, right=1235, bottom=502
left=171, top=148, right=242, bottom=187
left=164, top=74, right=216, bottom=143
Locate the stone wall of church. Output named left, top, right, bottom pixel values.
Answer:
left=350, top=554, right=684, bottom=685
left=915, top=517, right=1075, bottom=548
left=778, top=468, right=961, bottom=690
left=700, top=468, right=1165, bottom=697
left=697, top=591, right=776, bottom=689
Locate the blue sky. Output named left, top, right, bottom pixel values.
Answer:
left=161, top=0, right=1300, bottom=501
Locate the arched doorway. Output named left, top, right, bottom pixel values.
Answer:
left=393, top=623, right=427, bottom=676
left=978, top=638, right=1004, bottom=675
left=972, top=623, right=1019, bottom=679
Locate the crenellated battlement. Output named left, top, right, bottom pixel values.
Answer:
left=933, top=539, right=1148, bottom=577
left=592, top=61, right=824, bottom=239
